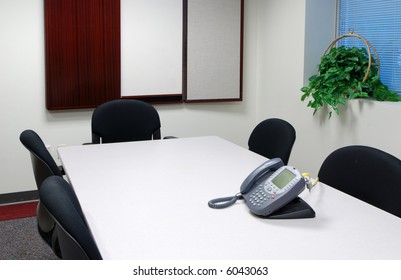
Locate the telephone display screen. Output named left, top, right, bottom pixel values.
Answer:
left=272, top=169, right=296, bottom=189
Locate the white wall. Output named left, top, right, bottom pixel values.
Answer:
left=1, top=0, right=401, bottom=195
left=252, top=0, right=338, bottom=174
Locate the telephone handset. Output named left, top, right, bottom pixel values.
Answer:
left=208, top=158, right=313, bottom=218
left=239, top=158, right=284, bottom=195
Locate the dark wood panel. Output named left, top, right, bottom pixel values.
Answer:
left=45, top=0, right=120, bottom=110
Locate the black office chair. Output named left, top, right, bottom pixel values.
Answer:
left=19, top=129, right=65, bottom=255
left=318, top=145, right=401, bottom=218
left=39, top=176, right=102, bottom=260
left=91, top=99, right=162, bottom=144
left=248, top=118, right=296, bottom=165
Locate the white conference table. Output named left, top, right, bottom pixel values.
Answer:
left=58, top=136, right=401, bottom=260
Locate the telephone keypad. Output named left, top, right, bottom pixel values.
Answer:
left=249, top=186, right=275, bottom=207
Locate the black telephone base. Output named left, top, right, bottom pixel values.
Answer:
left=262, top=197, right=315, bottom=219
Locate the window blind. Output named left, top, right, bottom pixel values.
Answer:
left=338, top=0, right=401, bottom=93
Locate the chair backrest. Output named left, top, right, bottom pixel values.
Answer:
left=20, top=129, right=65, bottom=255
left=39, top=176, right=102, bottom=260
left=248, top=118, right=296, bottom=165
left=19, top=129, right=63, bottom=187
left=91, top=99, right=161, bottom=144
left=318, top=145, right=401, bottom=218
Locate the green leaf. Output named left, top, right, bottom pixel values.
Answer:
left=300, top=45, right=400, bottom=118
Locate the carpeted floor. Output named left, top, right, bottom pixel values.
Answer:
left=0, top=216, right=59, bottom=260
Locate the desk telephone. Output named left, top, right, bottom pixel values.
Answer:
left=208, top=158, right=315, bottom=219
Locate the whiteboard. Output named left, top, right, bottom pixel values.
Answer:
left=121, top=0, right=183, bottom=97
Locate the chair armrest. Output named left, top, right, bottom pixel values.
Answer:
left=58, top=165, right=65, bottom=176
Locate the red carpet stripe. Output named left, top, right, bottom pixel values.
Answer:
left=0, top=201, right=38, bottom=221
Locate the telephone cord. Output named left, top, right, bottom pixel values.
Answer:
left=208, top=193, right=243, bottom=209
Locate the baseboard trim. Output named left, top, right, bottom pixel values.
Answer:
left=0, top=190, right=39, bottom=205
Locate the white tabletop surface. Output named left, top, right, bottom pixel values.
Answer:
left=58, top=136, right=401, bottom=260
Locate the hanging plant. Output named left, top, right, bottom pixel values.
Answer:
left=301, top=33, right=401, bottom=118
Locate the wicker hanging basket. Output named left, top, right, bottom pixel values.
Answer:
left=323, top=32, right=380, bottom=82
